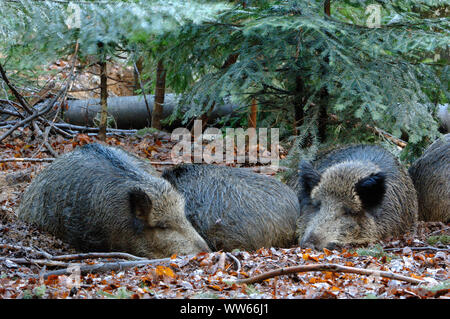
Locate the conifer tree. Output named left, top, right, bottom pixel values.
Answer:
left=162, top=0, right=449, bottom=159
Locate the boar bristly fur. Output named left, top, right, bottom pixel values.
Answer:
left=408, top=134, right=450, bottom=222
left=17, top=143, right=210, bottom=258
left=296, top=144, right=418, bottom=250
left=162, top=164, right=300, bottom=252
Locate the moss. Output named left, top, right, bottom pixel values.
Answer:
left=426, top=235, right=450, bottom=246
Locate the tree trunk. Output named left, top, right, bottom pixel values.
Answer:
left=293, top=76, right=305, bottom=136
left=248, top=98, right=258, bottom=146
left=324, top=0, right=331, bottom=16
left=249, top=98, right=257, bottom=129
left=318, top=0, right=331, bottom=143
left=133, top=56, right=144, bottom=94
left=152, top=59, right=166, bottom=130
left=97, top=60, right=108, bottom=141
left=318, top=87, right=328, bottom=143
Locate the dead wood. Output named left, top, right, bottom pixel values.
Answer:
left=0, top=42, right=78, bottom=143
left=0, top=63, right=34, bottom=116
left=50, top=252, right=147, bottom=262
left=234, top=263, right=425, bottom=285
left=40, top=255, right=194, bottom=279
left=0, top=157, right=55, bottom=163
left=0, top=257, right=71, bottom=268
left=0, top=244, right=53, bottom=259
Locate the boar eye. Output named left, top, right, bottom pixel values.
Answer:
left=154, top=221, right=169, bottom=229
left=343, top=207, right=355, bottom=215
left=312, top=199, right=321, bottom=209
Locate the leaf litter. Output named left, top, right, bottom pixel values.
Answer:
left=0, top=132, right=448, bottom=299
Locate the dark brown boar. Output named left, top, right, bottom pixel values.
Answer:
left=408, top=134, right=449, bottom=222
left=295, top=144, right=418, bottom=250
left=17, top=143, right=210, bottom=258
left=162, top=164, right=300, bottom=251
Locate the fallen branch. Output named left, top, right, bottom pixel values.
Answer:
left=0, top=157, right=55, bottom=162
left=0, top=63, right=34, bottom=116
left=53, top=123, right=136, bottom=134
left=384, top=246, right=449, bottom=252
left=50, top=252, right=147, bottom=262
left=234, top=263, right=425, bottom=285
left=226, top=252, right=241, bottom=274
left=1, top=248, right=191, bottom=278
left=0, top=257, right=71, bottom=268
left=0, top=80, right=71, bottom=143
left=0, top=244, right=146, bottom=262
left=0, top=108, right=23, bottom=118
left=42, top=125, right=59, bottom=157
left=147, top=161, right=175, bottom=165
left=369, top=125, right=407, bottom=148
left=0, top=244, right=53, bottom=259
left=328, top=114, right=407, bottom=148
left=0, top=42, right=78, bottom=143
left=40, top=255, right=195, bottom=279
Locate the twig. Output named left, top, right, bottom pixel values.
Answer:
left=0, top=257, right=71, bottom=268
left=0, top=63, right=33, bottom=115
left=226, top=252, right=241, bottom=274
left=429, top=226, right=450, bottom=236
left=0, top=99, right=26, bottom=118
left=368, top=125, right=407, bottom=148
left=0, top=80, right=71, bottom=142
left=217, top=252, right=226, bottom=271
left=0, top=157, right=55, bottom=162
left=53, top=123, right=137, bottom=134
left=147, top=161, right=175, bottom=165
left=0, top=244, right=146, bottom=262
left=50, top=252, right=147, bottom=262
left=0, top=244, right=53, bottom=259
left=0, top=107, right=23, bottom=118
left=40, top=255, right=195, bottom=279
left=234, top=263, right=425, bottom=285
left=42, top=119, right=75, bottom=138
left=133, top=61, right=152, bottom=122
left=43, top=126, right=59, bottom=157
left=0, top=41, right=79, bottom=143
left=384, top=246, right=449, bottom=252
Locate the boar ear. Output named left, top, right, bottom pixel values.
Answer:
left=355, top=172, right=386, bottom=210
left=129, top=188, right=152, bottom=222
left=298, top=160, right=321, bottom=198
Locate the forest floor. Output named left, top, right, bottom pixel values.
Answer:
left=0, top=130, right=449, bottom=300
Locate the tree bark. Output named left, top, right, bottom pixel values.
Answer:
left=152, top=59, right=166, bottom=130
left=97, top=60, right=108, bottom=141
left=133, top=56, right=144, bottom=94
left=324, top=0, right=331, bottom=16
left=293, top=76, right=305, bottom=136
left=318, top=0, right=331, bottom=143
left=249, top=98, right=257, bottom=129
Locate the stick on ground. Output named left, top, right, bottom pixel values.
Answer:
left=0, top=158, right=55, bottom=162
left=40, top=256, right=192, bottom=279
left=234, top=263, right=425, bottom=285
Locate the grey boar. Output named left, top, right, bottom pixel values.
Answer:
left=17, top=143, right=210, bottom=258
left=408, top=134, right=450, bottom=222
left=162, top=164, right=301, bottom=251
left=295, top=144, right=418, bottom=250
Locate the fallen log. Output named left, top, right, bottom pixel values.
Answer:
left=60, top=94, right=242, bottom=129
